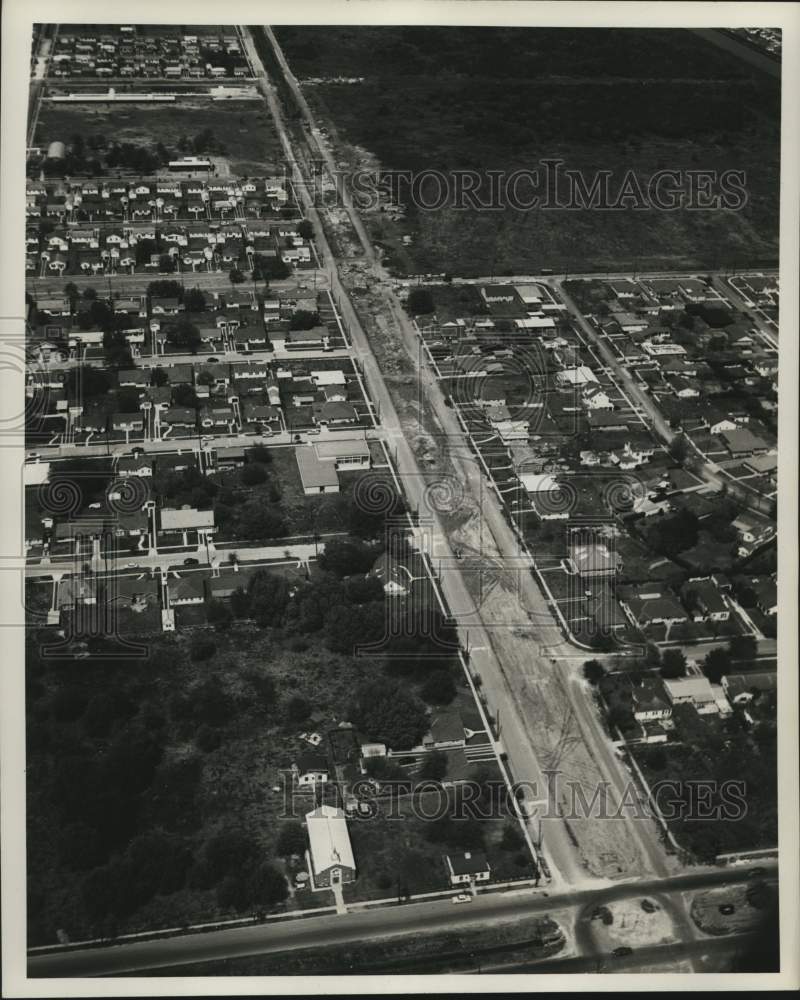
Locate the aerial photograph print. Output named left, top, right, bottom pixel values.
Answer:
left=2, top=0, right=798, bottom=993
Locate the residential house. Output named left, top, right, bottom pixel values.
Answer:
left=568, top=541, right=622, bottom=578
left=717, top=427, right=770, bottom=457
left=631, top=678, right=673, bottom=722
left=167, top=574, right=205, bottom=606
left=305, top=805, right=356, bottom=888
left=619, top=588, right=688, bottom=629
left=295, top=446, right=340, bottom=494
left=292, top=751, right=329, bottom=786
left=445, top=851, right=491, bottom=887
left=751, top=577, right=777, bottom=616
left=722, top=672, right=777, bottom=707
left=680, top=578, right=730, bottom=623
left=732, top=511, right=776, bottom=556
left=663, top=676, right=719, bottom=715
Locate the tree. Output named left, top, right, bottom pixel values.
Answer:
left=325, top=602, right=385, bottom=654
left=350, top=679, right=429, bottom=750
left=147, top=280, right=183, bottom=299
left=183, top=287, right=207, bottom=312
left=407, top=287, right=435, bottom=316
left=65, top=364, right=112, bottom=399
left=660, top=648, right=687, bottom=678
left=703, top=646, right=732, bottom=683
left=420, top=668, right=457, bottom=705
left=206, top=599, right=232, bottom=631
left=645, top=508, right=699, bottom=555
left=82, top=857, right=141, bottom=924
left=419, top=749, right=447, bottom=781
left=319, top=537, right=379, bottom=577
left=165, top=317, right=201, bottom=353
left=195, top=829, right=260, bottom=888
left=344, top=575, right=385, bottom=605
left=248, top=444, right=273, bottom=464
left=247, top=570, right=290, bottom=627
left=105, top=727, right=164, bottom=794
left=240, top=462, right=268, bottom=486
left=172, top=383, right=199, bottom=409
left=254, top=862, right=289, bottom=908
left=286, top=695, right=312, bottom=723
left=229, top=268, right=245, bottom=284
left=82, top=690, right=135, bottom=738
left=58, top=821, right=105, bottom=872
left=235, top=500, right=286, bottom=541
left=729, top=634, right=758, bottom=662
left=297, top=219, right=314, bottom=240
left=276, top=822, right=306, bottom=857
left=582, top=659, right=605, bottom=684
left=127, top=831, right=192, bottom=898
left=252, top=254, right=290, bottom=281
left=196, top=724, right=222, bottom=752
left=289, top=309, right=318, bottom=330
left=190, top=638, right=217, bottom=662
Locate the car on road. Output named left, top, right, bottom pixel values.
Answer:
left=183, top=557, right=199, bottom=566
left=613, top=946, right=633, bottom=957
left=747, top=867, right=767, bottom=878
left=206, top=357, right=219, bottom=363
left=452, top=894, right=472, bottom=904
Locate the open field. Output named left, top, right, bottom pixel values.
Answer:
left=35, top=100, right=282, bottom=176
left=275, top=27, right=780, bottom=275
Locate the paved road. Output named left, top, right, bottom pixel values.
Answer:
left=28, top=861, right=775, bottom=977
left=29, top=272, right=329, bottom=296
left=494, top=931, right=754, bottom=974
left=450, top=267, right=777, bottom=286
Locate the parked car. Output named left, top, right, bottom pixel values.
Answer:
left=183, top=557, right=199, bottom=566
left=452, top=894, right=472, bottom=904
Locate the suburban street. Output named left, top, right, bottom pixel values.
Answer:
left=28, top=270, right=330, bottom=297
left=28, top=861, right=775, bottom=977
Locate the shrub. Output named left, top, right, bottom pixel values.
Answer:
left=190, top=638, right=217, bottom=662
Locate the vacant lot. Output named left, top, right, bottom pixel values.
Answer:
left=275, top=27, right=780, bottom=274
left=35, top=100, right=282, bottom=176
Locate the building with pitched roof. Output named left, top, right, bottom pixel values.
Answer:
left=305, top=805, right=356, bottom=888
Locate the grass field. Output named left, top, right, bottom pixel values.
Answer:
left=35, top=101, right=282, bottom=176
left=275, top=26, right=780, bottom=275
